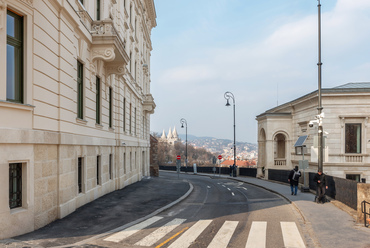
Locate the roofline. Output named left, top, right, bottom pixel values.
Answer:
left=259, top=86, right=370, bottom=115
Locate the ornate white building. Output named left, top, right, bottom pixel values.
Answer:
left=160, top=126, right=180, bottom=145
left=0, top=0, right=156, bottom=239
left=256, top=83, right=370, bottom=183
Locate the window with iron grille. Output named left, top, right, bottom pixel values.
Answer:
left=9, top=163, right=22, bottom=209
left=109, top=87, right=113, bottom=128
left=78, top=157, right=83, bottom=193
left=109, top=154, right=112, bottom=180
left=97, top=155, right=101, bottom=185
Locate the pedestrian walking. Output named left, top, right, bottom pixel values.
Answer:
left=313, top=169, right=328, bottom=204
left=288, top=165, right=301, bottom=195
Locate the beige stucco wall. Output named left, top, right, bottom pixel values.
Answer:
left=0, top=0, right=156, bottom=239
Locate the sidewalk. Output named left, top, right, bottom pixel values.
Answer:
left=0, top=176, right=191, bottom=248
left=201, top=172, right=370, bottom=248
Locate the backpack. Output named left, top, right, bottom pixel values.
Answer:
left=292, top=170, right=300, bottom=181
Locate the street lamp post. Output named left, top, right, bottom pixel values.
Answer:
left=317, top=0, right=324, bottom=172
left=180, top=118, right=188, bottom=172
left=224, top=91, right=236, bottom=177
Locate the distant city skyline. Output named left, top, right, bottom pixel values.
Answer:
left=150, top=0, right=370, bottom=143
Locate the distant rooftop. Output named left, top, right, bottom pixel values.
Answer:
left=333, top=82, right=370, bottom=89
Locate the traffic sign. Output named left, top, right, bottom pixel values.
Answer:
left=218, top=155, right=222, bottom=160
left=177, top=155, right=181, bottom=160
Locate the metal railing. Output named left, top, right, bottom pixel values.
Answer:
left=361, top=200, right=370, bottom=227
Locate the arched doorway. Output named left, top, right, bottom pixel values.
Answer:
left=274, top=133, right=286, bottom=166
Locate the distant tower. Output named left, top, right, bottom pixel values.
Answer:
left=159, top=127, right=180, bottom=145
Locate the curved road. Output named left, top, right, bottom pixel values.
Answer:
left=90, top=172, right=307, bottom=248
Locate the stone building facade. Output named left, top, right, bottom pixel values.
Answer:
left=0, top=0, right=156, bottom=239
left=256, top=83, right=370, bottom=182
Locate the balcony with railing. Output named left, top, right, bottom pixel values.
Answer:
left=274, top=159, right=286, bottom=166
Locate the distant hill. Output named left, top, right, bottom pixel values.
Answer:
left=177, top=134, right=257, bottom=157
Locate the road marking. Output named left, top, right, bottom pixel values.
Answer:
left=222, top=185, right=226, bottom=187
left=231, top=192, right=235, bottom=196
left=207, top=221, right=238, bottom=248
left=135, top=218, right=186, bottom=246
left=245, top=221, right=267, bottom=248
left=207, top=186, right=211, bottom=189
left=227, top=188, right=231, bottom=191
left=168, top=220, right=212, bottom=248
left=155, top=227, right=189, bottom=248
left=104, top=216, right=163, bottom=243
left=280, top=222, right=306, bottom=248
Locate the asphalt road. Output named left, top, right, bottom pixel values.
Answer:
left=90, top=172, right=307, bottom=248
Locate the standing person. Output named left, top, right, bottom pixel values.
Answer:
left=288, top=166, right=301, bottom=195
left=313, top=169, right=328, bottom=204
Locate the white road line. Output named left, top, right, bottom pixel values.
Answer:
left=280, top=222, right=306, bottom=248
left=245, top=221, right=267, bottom=248
left=135, top=218, right=186, bottom=246
left=231, top=192, right=235, bottom=196
left=207, top=186, right=211, bottom=189
left=207, top=221, right=238, bottom=248
left=222, top=185, right=226, bottom=187
left=227, top=188, right=231, bottom=191
left=168, top=220, right=212, bottom=248
left=104, top=216, right=163, bottom=243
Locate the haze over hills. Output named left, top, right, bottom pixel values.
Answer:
left=177, top=134, right=258, bottom=160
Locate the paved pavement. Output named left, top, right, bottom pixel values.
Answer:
left=1, top=171, right=370, bottom=248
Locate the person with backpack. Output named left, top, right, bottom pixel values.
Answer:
left=288, top=165, right=301, bottom=195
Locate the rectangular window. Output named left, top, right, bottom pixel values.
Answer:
left=9, top=163, right=22, bottom=209
left=77, top=61, right=84, bottom=119
left=346, top=174, right=360, bottom=182
left=109, top=154, right=112, bottom=180
left=129, top=103, right=132, bottom=134
left=123, top=153, right=126, bottom=173
left=109, top=87, right=113, bottom=128
left=96, top=76, right=100, bottom=124
left=123, top=97, right=126, bottom=132
left=135, top=61, right=137, bottom=80
left=345, top=124, right=361, bottom=153
left=78, top=157, right=83, bottom=193
left=97, top=155, right=101, bottom=185
left=7, top=10, right=23, bottom=103
left=134, top=107, right=137, bottom=136
left=130, top=152, right=132, bottom=171
left=96, top=0, right=101, bottom=20
left=129, top=52, right=132, bottom=73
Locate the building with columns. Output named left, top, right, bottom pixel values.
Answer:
left=0, top=0, right=156, bottom=239
left=256, top=83, right=370, bottom=183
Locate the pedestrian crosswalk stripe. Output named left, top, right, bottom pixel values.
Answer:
left=280, top=222, right=306, bottom=248
left=168, top=219, right=212, bottom=248
left=135, top=218, right=186, bottom=246
left=207, top=221, right=238, bottom=248
left=104, top=216, right=163, bottom=243
left=245, top=221, right=267, bottom=248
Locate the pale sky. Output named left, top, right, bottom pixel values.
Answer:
left=150, top=0, right=370, bottom=143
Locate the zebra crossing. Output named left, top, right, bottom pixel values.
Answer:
left=103, top=216, right=306, bottom=248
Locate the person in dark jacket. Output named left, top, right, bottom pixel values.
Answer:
left=288, top=165, right=301, bottom=195
left=313, top=169, right=328, bottom=203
